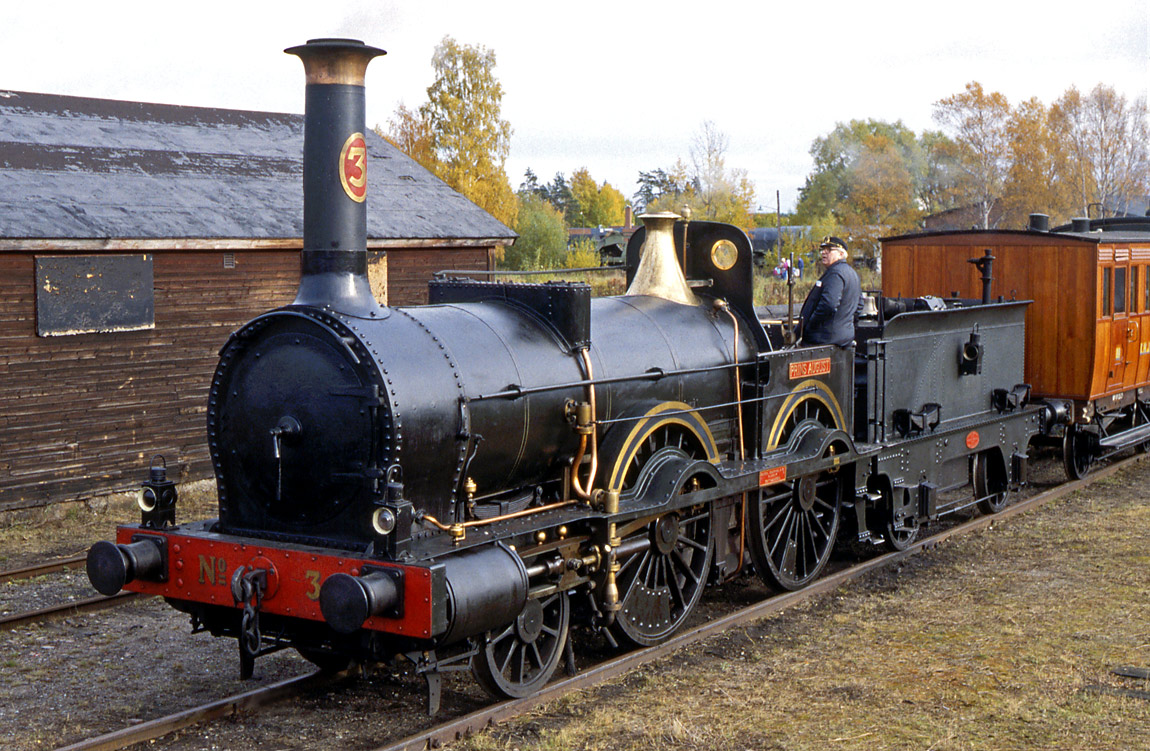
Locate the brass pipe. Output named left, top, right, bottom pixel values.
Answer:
left=570, top=347, right=599, bottom=500
left=419, top=498, right=581, bottom=543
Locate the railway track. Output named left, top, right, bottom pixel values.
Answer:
left=49, top=452, right=1144, bottom=751
left=0, top=553, right=86, bottom=583
left=0, top=553, right=145, bottom=630
left=0, top=591, right=142, bottom=631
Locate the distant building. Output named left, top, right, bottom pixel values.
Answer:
left=569, top=207, right=639, bottom=266
left=0, top=90, right=515, bottom=513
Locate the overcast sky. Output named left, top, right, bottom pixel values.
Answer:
left=2, top=1, right=1146, bottom=212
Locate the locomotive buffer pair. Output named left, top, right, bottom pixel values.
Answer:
left=86, top=38, right=1042, bottom=710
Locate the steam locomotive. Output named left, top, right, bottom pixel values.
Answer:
left=85, top=38, right=1042, bottom=711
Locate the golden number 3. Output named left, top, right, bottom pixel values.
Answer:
left=304, top=570, right=321, bottom=601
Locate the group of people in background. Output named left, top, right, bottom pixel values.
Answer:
left=771, top=254, right=805, bottom=280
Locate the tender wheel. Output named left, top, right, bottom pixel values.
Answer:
left=748, top=468, right=843, bottom=590
left=609, top=505, right=713, bottom=647
left=973, top=450, right=1010, bottom=514
left=471, top=591, right=570, bottom=699
left=1062, top=425, right=1094, bottom=481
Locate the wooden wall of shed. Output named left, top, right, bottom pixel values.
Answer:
left=0, top=249, right=297, bottom=511
left=882, top=234, right=1098, bottom=401
left=386, top=247, right=492, bottom=305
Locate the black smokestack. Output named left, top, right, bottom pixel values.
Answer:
left=285, top=38, right=385, bottom=316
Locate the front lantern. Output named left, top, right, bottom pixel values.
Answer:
left=138, top=455, right=178, bottom=528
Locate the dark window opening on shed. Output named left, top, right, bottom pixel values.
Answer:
left=35, top=255, right=155, bottom=336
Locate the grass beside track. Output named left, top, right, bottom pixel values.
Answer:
left=459, top=460, right=1150, bottom=751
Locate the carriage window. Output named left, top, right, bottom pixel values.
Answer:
left=1115, top=267, right=1126, bottom=314
left=1134, top=266, right=1141, bottom=313
left=1102, top=268, right=1111, bottom=317
left=1145, top=266, right=1150, bottom=312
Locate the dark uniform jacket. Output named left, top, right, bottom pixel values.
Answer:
left=799, top=259, right=862, bottom=347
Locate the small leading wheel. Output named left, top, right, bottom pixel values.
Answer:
left=885, top=515, right=919, bottom=552
left=1062, top=425, right=1095, bottom=481
left=748, top=469, right=843, bottom=590
left=610, top=505, right=714, bottom=647
left=973, top=450, right=1010, bottom=514
left=471, top=591, right=570, bottom=699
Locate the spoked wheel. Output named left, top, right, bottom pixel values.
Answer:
left=973, top=450, right=1011, bottom=514
left=748, top=468, right=843, bottom=590
left=471, top=591, right=570, bottom=699
left=885, top=515, right=919, bottom=552
left=1062, top=425, right=1094, bottom=481
left=610, top=504, right=714, bottom=647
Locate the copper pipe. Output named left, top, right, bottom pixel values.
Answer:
left=419, top=498, right=580, bottom=532
left=716, top=302, right=745, bottom=461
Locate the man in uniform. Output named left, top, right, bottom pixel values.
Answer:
left=798, top=236, right=862, bottom=347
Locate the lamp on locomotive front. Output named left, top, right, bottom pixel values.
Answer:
left=625, top=211, right=699, bottom=306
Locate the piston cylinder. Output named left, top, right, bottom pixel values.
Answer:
left=440, top=543, right=528, bottom=644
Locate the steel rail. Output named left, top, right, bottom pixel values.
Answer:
left=0, top=592, right=142, bottom=631
left=0, top=553, right=86, bottom=583
left=373, top=453, right=1148, bottom=751
left=52, top=670, right=339, bottom=751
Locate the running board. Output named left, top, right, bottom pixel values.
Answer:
left=1099, top=422, right=1150, bottom=450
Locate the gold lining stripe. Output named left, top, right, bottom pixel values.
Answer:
left=605, top=401, right=719, bottom=491
left=766, top=379, right=845, bottom=449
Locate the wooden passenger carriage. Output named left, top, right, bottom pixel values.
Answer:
left=880, top=217, right=1150, bottom=477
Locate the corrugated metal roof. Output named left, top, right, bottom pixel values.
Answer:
left=0, top=90, right=516, bottom=242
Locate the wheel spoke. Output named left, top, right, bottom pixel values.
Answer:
left=498, top=642, right=516, bottom=674
left=777, top=532, right=797, bottom=577
left=666, top=559, right=686, bottom=607
left=809, top=507, right=831, bottom=540
left=803, top=512, right=819, bottom=569
left=678, top=535, right=708, bottom=553
left=762, top=496, right=791, bottom=531
left=616, top=548, right=642, bottom=580
left=633, top=549, right=654, bottom=591
left=679, top=509, right=709, bottom=526
left=671, top=548, right=702, bottom=585
left=768, top=507, right=795, bottom=559
left=490, top=623, right=516, bottom=646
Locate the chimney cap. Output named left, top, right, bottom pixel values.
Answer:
left=285, top=38, right=386, bottom=86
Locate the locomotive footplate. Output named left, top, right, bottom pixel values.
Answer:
left=105, top=521, right=446, bottom=640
